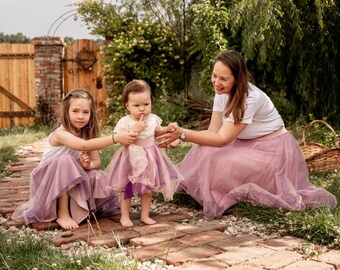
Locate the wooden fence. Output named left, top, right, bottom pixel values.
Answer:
left=0, top=44, right=35, bottom=128
left=0, top=38, right=106, bottom=129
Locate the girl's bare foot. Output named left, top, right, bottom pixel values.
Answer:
left=141, top=216, right=157, bottom=225
left=56, top=216, right=79, bottom=230
left=120, top=216, right=133, bottom=227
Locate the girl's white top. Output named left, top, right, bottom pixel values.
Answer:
left=213, top=83, right=284, bottom=139
left=41, top=126, right=80, bottom=163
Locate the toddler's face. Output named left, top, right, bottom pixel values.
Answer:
left=125, top=91, right=152, bottom=121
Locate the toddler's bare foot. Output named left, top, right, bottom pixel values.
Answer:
left=120, top=216, right=133, bottom=227
left=141, top=216, right=157, bottom=225
left=56, top=216, right=79, bottom=230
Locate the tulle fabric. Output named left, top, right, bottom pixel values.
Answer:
left=178, top=132, right=337, bottom=218
left=105, top=137, right=184, bottom=200
left=12, top=154, right=118, bottom=224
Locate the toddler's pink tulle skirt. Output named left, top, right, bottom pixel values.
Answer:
left=178, top=132, right=337, bottom=218
left=11, top=154, right=118, bottom=225
left=105, top=138, right=183, bottom=201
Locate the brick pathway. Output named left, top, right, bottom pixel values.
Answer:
left=0, top=139, right=339, bottom=270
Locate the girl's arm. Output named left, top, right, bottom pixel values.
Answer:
left=51, top=129, right=138, bottom=151
left=80, top=150, right=101, bottom=170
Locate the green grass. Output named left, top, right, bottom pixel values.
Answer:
left=0, top=126, right=49, bottom=174
left=0, top=229, right=139, bottom=270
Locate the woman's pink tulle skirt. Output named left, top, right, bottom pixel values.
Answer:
left=178, top=132, right=337, bottom=218
left=12, top=154, right=118, bottom=225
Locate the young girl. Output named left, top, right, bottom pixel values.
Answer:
left=105, top=80, right=183, bottom=227
left=11, top=89, right=138, bottom=230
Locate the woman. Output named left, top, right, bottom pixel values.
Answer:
left=157, top=50, right=337, bottom=218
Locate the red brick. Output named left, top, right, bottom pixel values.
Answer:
left=132, top=222, right=178, bottom=236
left=89, top=230, right=140, bottom=247
left=212, top=246, right=275, bottom=266
left=226, top=265, right=263, bottom=270
left=259, top=236, right=308, bottom=251
left=173, top=258, right=229, bottom=270
left=174, top=222, right=228, bottom=234
left=209, top=234, right=262, bottom=251
left=31, top=222, right=60, bottom=231
left=129, top=240, right=188, bottom=262
left=130, top=230, right=186, bottom=247
left=153, top=213, right=192, bottom=223
left=178, top=230, right=228, bottom=246
left=165, top=246, right=222, bottom=266
left=248, top=250, right=302, bottom=269
left=313, top=250, right=340, bottom=269
left=282, top=260, right=334, bottom=270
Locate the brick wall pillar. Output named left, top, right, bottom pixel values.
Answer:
left=33, top=37, right=65, bottom=121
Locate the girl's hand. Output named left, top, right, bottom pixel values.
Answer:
left=132, top=114, right=148, bottom=133
left=80, top=151, right=91, bottom=170
left=115, top=130, right=139, bottom=146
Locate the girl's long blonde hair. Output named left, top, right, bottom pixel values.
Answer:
left=53, top=88, right=99, bottom=139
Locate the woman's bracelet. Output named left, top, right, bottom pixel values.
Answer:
left=112, top=132, right=117, bottom=144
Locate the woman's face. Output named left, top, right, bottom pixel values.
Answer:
left=211, top=60, right=236, bottom=95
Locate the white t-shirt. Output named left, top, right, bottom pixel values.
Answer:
left=213, top=83, right=284, bottom=139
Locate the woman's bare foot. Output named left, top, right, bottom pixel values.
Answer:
left=141, top=216, right=157, bottom=225
left=56, top=215, right=79, bottom=230
left=120, top=216, right=133, bottom=227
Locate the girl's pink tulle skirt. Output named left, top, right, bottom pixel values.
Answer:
left=105, top=138, right=183, bottom=200
left=12, top=154, right=118, bottom=225
left=178, top=132, right=337, bottom=218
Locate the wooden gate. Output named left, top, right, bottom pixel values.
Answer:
left=63, top=40, right=106, bottom=122
left=0, top=44, right=35, bottom=128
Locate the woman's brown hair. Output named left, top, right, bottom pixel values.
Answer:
left=214, top=50, right=250, bottom=123
left=53, top=88, right=99, bottom=139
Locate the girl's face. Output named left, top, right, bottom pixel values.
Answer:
left=125, top=90, right=152, bottom=120
left=68, top=98, right=92, bottom=130
left=211, top=60, right=236, bottom=95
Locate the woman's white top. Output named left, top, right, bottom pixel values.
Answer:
left=213, top=83, right=284, bottom=139
left=114, top=113, right=162, bottom=138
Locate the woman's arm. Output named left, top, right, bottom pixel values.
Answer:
left=157, top=121, right=247, bottom=148
left=51, top=129, right=138, bottom=151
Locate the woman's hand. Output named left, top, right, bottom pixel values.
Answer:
left=156, top=123, right=182, bottom=148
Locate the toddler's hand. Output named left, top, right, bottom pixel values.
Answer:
left=167, top=122, right=179, bottom=132
left=133, top=114, right=148, bottom=133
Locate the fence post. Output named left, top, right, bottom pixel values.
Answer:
left=33, top=37, right=65, bottom=123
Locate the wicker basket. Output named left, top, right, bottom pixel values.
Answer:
left=299, top=120, right=340, bottom=172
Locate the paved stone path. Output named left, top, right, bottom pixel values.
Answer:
left=0, top=139, right=339, bottom=269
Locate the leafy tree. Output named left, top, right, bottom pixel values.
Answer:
left=0, top=32, right=31, bottom=44
left=227, top=0, right=339, bottom=125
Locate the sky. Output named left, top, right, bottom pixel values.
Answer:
left=0, top=0, right=95, bottom=39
